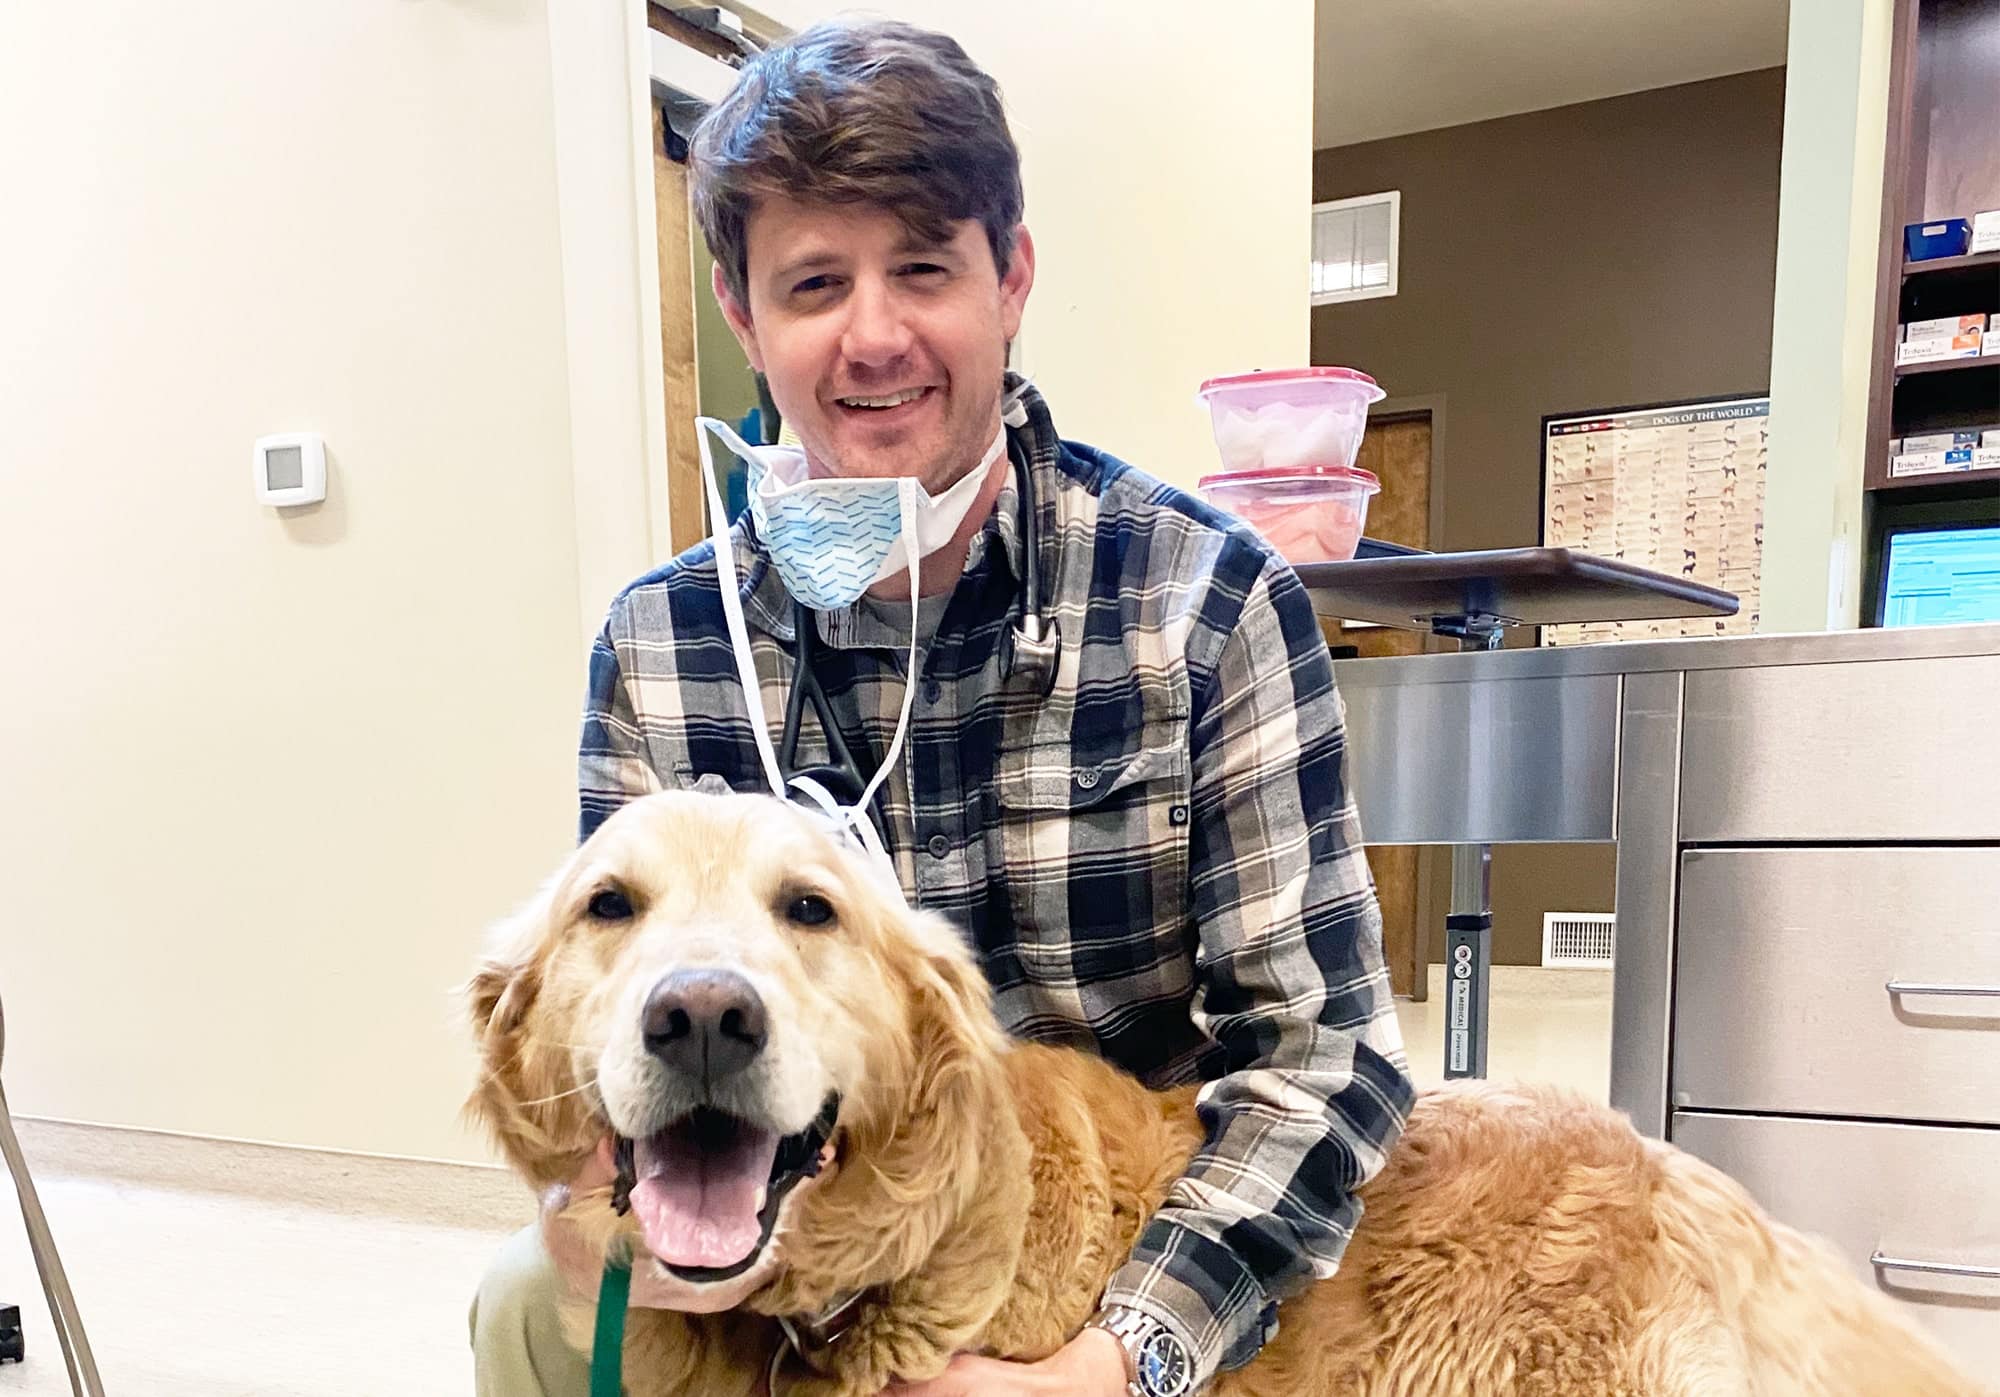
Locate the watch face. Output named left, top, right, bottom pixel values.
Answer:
left=1137, top=1329, right=1193, bottom=1397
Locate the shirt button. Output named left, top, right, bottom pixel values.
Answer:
left=1075, top=767, right=1100, bottom=790
left=926, top=833, right=951, bottom=859
left=923, top=678, right=943, bottom=704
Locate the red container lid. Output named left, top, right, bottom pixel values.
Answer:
left=1196, top=366, right=1381, bottom=397
left=1198, top=463, right=1381, bottom=491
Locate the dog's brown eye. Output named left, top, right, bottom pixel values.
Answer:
left=786, top=894, right=834, bottom=928
left=587, top=888, right=633, bottom=921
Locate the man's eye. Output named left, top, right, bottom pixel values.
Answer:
left=899, top=262, right=947, bottom=278
left=793, top=274, right=836, bottom=294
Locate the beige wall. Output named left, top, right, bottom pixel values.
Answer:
left=0, top=2, right=583, bottom=1161
left=1, top=3, right=1316, bottom=1161
left=1760, top=0, right=1893, bottom=632
left=745, top=1, right=1317, bottom=491
left=1311, top=71, right=1787, bottom=966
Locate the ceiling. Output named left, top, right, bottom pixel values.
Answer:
left=1314, top=0, right=1789, bottom=149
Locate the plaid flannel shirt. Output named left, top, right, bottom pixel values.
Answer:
left=578, top=382, right=1413, bottom=1386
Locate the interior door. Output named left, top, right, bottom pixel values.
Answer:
left=1324, top=411, right=1434, bottom=998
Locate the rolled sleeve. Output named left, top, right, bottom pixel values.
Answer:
left=1102, top=557, right=1414, bottom=1384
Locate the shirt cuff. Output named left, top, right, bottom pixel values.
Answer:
left=1100, top=1218, right=1276, bottom=1389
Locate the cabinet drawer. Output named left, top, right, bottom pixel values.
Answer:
left=1679, top=655, right=2000, bottom=842
left=1673, top=1110, right=2000, bottom=1371
left=1673, top=847, right=2000, bottom=1125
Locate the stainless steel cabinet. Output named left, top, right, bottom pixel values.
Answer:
left=1666, top=647, right=2000, bottom=1368
left=1674, top=847, right=2000, bottom=1126
left=1328, top=625, right=2000, bottom=1369
left=1673, top=1111, right=2000, bottom=1361
left=1678, top=655, right=2000, bottom=844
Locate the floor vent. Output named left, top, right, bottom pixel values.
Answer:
left=1542, top=912, right=1615, bottom=968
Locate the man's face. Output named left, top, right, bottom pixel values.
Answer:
left=715, top=196, right=1034, bottom=495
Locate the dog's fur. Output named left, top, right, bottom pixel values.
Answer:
left=467, top=791, right=1983, bottom=1396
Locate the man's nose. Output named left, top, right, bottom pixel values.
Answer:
left=838, top=275, right=914, bottom=369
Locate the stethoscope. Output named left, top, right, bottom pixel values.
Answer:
left=775, top=440, right=1058, bottom=808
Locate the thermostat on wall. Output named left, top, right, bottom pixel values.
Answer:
left=253, top=432, right=327, bottom=507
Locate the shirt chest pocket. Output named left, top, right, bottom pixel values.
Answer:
left=990, top=722, right=1193, bottom=989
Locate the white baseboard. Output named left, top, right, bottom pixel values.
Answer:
left=11, top=1115, right=533, bottom=1233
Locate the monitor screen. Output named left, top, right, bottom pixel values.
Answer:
left=1878, top=525, right=2000, bottom=627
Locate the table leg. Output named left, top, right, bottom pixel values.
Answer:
left=1443, top=842, right=1492, bottom=1079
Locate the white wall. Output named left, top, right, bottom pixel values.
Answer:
left=0, top=2, right=585, bottom=1161
left=737, top=1, right=1318, bottom=492
left=1761, top=0, right=1894, bottom=632
left=550, top=0, right=679, bottom=650
left=0, top=0, right=1315, bottom=1162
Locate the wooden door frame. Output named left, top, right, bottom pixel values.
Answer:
left=652, top=102, right=707, bottom=557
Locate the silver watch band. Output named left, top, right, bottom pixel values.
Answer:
left=1086, top=1306, right=1196, bottom=1397
left=1085, top=1307, right=1144, bottom=1394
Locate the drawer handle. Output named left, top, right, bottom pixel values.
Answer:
left=1871, top=1252, right=2000, bottom=1282
left=1884, top=981, right=2000, bottom=999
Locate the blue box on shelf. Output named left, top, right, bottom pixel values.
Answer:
left=1905, top=218, right=1972, bottom=261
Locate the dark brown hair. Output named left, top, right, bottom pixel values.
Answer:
left=689, top=19, right=1024, bottom=307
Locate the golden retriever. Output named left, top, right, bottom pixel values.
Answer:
left=466, top=790, right=1983, bottom=1397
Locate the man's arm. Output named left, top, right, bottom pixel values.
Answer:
left=578, top=613, right=661, bottom=842
left=1098, top=551, right=1415, bottom=1386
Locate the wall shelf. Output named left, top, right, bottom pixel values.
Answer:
left=1902, top=249, right=2000, bottom=278
left=1894, top=351, right=2000, bottom=377
left=1876, top=462, right=2000, bottom=493
left=1862, top=0, right=2000, bottom=504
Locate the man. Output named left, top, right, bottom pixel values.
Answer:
left=471, top=17, right=1412, bottom=1397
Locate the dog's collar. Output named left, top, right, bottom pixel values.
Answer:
left=776, top=1287, right=871, bottom=1360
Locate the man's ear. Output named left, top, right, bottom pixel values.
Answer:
left=998, top=223, right=1035, bottom=344
left=713, top=261, right=766, bottom=373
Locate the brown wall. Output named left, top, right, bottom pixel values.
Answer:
left=1313, top=67, right=1787, bottom=966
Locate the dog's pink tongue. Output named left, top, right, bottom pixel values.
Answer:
left=631, top=1118, right=780, bottom=1270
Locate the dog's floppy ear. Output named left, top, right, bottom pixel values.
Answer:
left=467, top=948, right=539, bottom=1042
left=836, top=908, right=1015, bottom=1271
left=461, top=884, right=595, bottom=1187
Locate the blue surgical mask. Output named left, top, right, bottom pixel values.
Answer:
left=693, top=404, right=1029, bottom=880
left=694, top=417, right=927, bottom=884
left=732, top=426, right=1003, bottom=613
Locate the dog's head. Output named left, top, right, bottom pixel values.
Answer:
left=465, top=790, right=1009, bottom=1306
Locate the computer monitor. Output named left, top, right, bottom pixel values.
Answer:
left=1876, top=523, right=2000, bottom=628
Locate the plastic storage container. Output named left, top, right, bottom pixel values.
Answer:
left=1195, top=367, right=1386, bottom=563
left=1196, top=464, right=1380, bottom=563
left=1904, top=218, right=1972, bottom=261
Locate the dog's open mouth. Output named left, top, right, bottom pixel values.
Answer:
left=611, top=1096, right=838, bottom=1282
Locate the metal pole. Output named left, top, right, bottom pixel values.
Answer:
left=1444, top=842, right=1492, bottom=1079
left=0, top=993, right=106, bottom=1396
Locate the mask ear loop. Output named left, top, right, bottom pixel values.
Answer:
left=786, top=773, right=898, bottom=894
left=1002, top=378, right=1031, bottom=429
left=699, top=418, right=919, bottom=891
left=824, top=482, right=921, bottom=889
left=698, top=416, right=787, bottom=800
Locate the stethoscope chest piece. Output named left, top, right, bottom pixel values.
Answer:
left=1005, top=613, right=1062, bottom=698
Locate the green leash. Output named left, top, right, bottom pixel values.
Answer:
left=589, top=1261, right=631, bottom=1397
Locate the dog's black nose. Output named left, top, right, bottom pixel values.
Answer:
left=642, top=970, right=768, bottom=1081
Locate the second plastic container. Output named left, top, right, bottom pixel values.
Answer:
left=1195, top=367, right=1386, bottom=563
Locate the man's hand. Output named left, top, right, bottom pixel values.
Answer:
left=885, top=1327, right=1129, bottom=1395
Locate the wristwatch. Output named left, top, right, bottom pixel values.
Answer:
left=1087, top=1306, right=1196, bottom=1397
